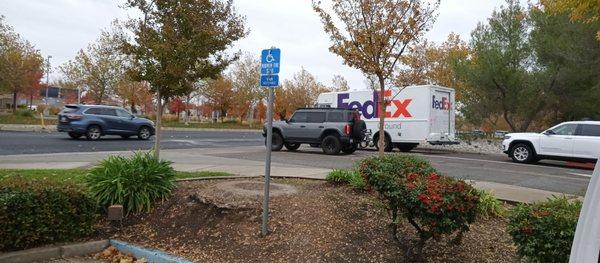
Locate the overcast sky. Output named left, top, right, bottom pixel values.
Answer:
left=1, top=0, right=515, bottom=90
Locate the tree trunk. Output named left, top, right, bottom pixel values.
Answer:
left=154, top=90, right=162, bottom=159
left=377, top=74, right=386, bottom=156
left=12, top=91, right=18, bottom=113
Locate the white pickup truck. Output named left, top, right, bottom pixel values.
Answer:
left=502, top=121, right=600, bottom=163
left=316, top=85, right=458, bottom=152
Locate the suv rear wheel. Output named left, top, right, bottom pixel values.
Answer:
left=268, top=132, right=284, bottom=151
left=284, top=143, right=301, bottom=151
left=510, top=143, right=536, bottom=163
left=321, top=135, right=341, bottom=155
left=68, top=132, right=82, bottom=139
left=85, top=125, right=102, bottom=141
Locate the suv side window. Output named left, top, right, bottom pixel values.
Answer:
left=290, top=112, right=308, bottom=123
left=551, top=124, right=577, bottom=135
left=116, top=109, right=132, bottom=118
left=85, top=108, right=101, bottom=115
left=100, top=108, right=117, bottom=116
left=327, top=112, right=345, bottom=122
left=577, top=124, right=600, bottom=137
left=307, top=112, right=326, bottom=123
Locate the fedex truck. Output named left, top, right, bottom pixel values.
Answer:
left=315, top=85, right=458, bottom=152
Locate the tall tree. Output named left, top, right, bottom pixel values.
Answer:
left=541, top=0, right=600, bottom=40
left=454, top=0, right=557, bottom=132
left=0, top=16, right=44, bottom=112
left=115, top=79, right=153, bottom=114
left=228, top=53, right=265, bottom=122
left=274, top=68, right=328, bottom=119
left=122, top=0, right=246, bottom=158
left=60, top=27, right=127, bottom=104
left=330, top=74, right=350, bottom=92
left=314, top=0, right=439, bottom=155
left=529, top=5, right=600, bottom=122
left=201, top=77, right=234, bottom=122
left=398, top=33, right=470, bottom=100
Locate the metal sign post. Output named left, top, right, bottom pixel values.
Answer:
left=260, top=48, right=280, bottom=236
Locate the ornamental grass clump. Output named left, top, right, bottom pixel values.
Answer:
left=85, top=151, right=176, bottom=214
left=359, top=154, right=480, bottom=259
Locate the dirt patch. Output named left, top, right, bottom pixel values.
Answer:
left=96, top=179, right=518, bottom=262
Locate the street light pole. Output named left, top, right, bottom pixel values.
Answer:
left=44, top=55, right=52, bottom=103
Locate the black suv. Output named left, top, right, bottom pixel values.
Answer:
left=264, top=108, right=366, bottom=155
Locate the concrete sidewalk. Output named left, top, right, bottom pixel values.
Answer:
left=0, top=146, right=581, bottom=203
left=0, top=124, right=261, bottom=133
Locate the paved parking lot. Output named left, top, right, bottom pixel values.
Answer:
left=0, top=130, right=593, bottom=196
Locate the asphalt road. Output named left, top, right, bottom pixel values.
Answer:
left=0, top=130, right=264, bottom=155
left=0, top=130, right=593, bottom=195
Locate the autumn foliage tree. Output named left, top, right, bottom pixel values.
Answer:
left=0, top=16, right=44, bottom=112
left=314, top=0, right=439, bottom=155
left=60, top=27, right=127, bottom=104
left=398, top=33, right=470, bottom=101
left=122, top=0, right=246, bottom=158
left=274, top=68, right=329, bottom=119
left=228, top=53, right=265, bottom=121
left=201, top=77, right=234, bottom=122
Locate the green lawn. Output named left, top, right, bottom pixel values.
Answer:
left=0, top=114, right=57, bottom=125
left=0, top=169, right=234, bottom=184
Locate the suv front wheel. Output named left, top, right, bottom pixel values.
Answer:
left=510, top=143, right=536, bottom=163
left=321, top=135, right=342, bottom=155
left=268, top=132, right=284, bottom=151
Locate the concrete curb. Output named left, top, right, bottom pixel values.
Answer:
left=0, top=240, right=109, bottom=263
left=110, top=239, right=194, bottom=263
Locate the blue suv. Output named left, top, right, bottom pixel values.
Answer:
left=57, top=105, right=155, bottom=140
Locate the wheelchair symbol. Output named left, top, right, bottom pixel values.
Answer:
left=265, top=53, right=275, bottom=63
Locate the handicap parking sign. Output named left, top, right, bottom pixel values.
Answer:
left=261, top=48, right=280, bottom=75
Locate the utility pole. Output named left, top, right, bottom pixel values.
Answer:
left=44, top=55, right=52, bottom=103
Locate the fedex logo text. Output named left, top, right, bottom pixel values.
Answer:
left=337, top=91, right=412, bottom=119
left=432, top=95, right=452, bottom=110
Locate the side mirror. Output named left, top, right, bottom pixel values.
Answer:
left=130, top=115, right=135, bottom=120
left=543, top=130, right=555, bottom=135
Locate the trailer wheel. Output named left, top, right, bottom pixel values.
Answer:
left=373, top=133, right=393, bottom=152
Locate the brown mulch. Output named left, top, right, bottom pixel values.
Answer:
left=96, top=179, right=518, bottom=263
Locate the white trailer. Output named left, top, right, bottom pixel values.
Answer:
left=315, top=85, right=458, bottom=152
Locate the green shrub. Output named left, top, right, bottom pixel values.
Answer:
left=507, top=196, right=581, bottom=262
left=476, top=189, right=506, bottom=218
left=0, top=177, right=97, bottom=251
left=359, top=154, right=480, bottom=258
left=326, top=169, right=365, bottom=190
left=85, top=151, right=176, bottom=214
left=359, top=154, right=437, bottom=190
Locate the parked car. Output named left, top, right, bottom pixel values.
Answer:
left=263, top=108, right=366, bottom=155
left=502, top=121, right=600, bottom=163
left=57, top=105, right=155, bottom=141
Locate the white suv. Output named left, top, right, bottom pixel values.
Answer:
left=502, top=121, right=600, bottom=163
